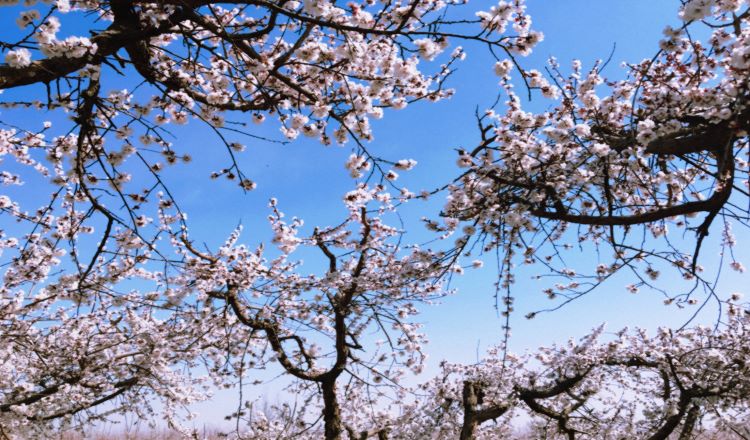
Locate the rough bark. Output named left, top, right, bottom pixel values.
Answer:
left=322, top=378, right=343, bottom=440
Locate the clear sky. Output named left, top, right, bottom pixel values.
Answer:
left=2, top=0, right=748, bottom=429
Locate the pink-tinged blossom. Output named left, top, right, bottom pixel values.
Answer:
left=4, top=49, right=31, bottom=68
left=0, top=0, right=747, bottom=437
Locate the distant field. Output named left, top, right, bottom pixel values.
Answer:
left=42, top=426, right=748, bottom=439
left=45, top=427, right=227, bottom=440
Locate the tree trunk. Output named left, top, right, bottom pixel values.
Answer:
left=322, top=379, right=343, bottom=440
left=678, top=404, right=700, bottom=440
left=459, top=381, right=479, bottom=440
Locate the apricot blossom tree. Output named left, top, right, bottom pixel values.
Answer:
left=0, top=0, right=532, bottom=436
left=389, top=310, right=750, bottom=440
left=444, top=0, right=750, bottom=318
left=1, top=0, right=750, bottom=439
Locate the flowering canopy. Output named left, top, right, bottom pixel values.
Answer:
left=0, top=0, right=750, bottom=439
left=390, top=312, right=750, bottom=440
left=444, top=0, right=750, bottom=312
left=0, top=0, right=535, bottom=435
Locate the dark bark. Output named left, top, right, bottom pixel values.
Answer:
left=459, top=381, right=481, bottom=440
left=678, top=404, right=700, bottom=440
left=459, top=381, right=509, bottom=440
left=647, top=392, right=694, bottom=440
left=322, top=379, right=343, bottom=440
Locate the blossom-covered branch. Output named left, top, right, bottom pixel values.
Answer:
left=443, top=0, right=750, bottom=312
left=391, top=310, right=750, bottom=439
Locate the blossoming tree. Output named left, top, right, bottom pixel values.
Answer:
left=0, top=0, right=536, bottom=436
left=1, top=0, right=750, bottom=439
left=444, top=0, right=750, bottom=316
left=388, top=311, right=750, bottom=439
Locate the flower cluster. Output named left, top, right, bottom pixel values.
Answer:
left=443, top=2, right=750, bottom=308
left=385, top=313, right=750, bottom=439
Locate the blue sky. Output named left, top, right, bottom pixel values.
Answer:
left=2, top=0, right=748, bottom=427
